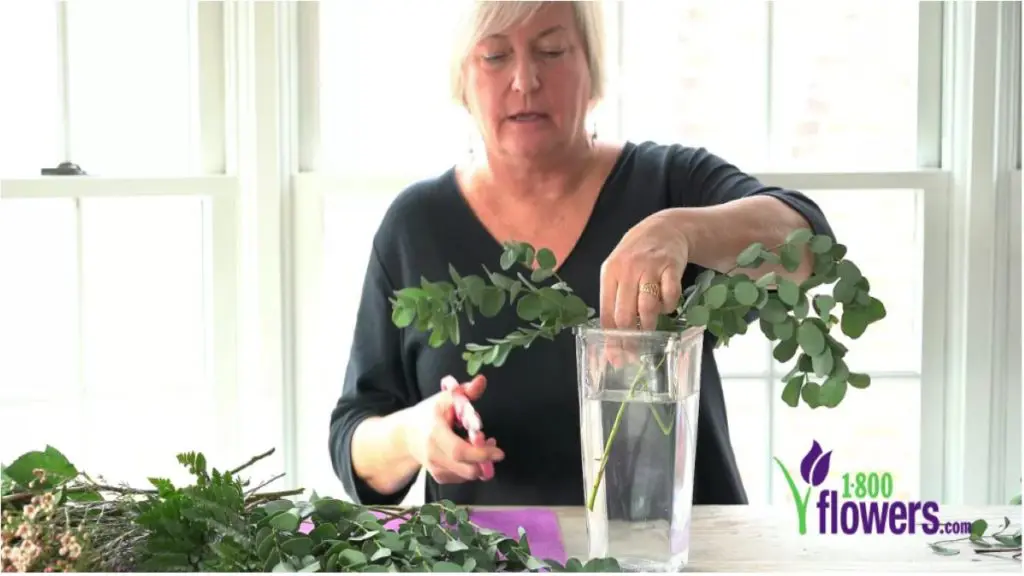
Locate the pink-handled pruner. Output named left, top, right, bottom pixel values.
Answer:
left=440, top=375, right=495, bottom=481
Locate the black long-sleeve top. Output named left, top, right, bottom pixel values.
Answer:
left=328, top=141, right=835, bottom=508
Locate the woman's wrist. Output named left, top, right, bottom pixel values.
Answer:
left=351, top=411, right=422, bottom=495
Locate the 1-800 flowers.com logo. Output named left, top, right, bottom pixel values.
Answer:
left=774, top=440, right=972, bottom=536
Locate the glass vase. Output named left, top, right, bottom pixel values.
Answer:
left=573, top=319, right=704, bottom=572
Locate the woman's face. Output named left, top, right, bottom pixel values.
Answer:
left=463, top=3, right=594, bottom=162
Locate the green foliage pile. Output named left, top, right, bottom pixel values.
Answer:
left=1, top=447, right=618, bottom=573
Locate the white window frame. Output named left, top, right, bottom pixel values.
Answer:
left=0, top=2, right=253, bottom=473
left=284, top=1, right=1021, bottom=505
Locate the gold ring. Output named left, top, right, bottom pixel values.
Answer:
left=639, top=282, right=661, bottom=299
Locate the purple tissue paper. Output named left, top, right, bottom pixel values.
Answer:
left=298, top=507, right=567, bottom=564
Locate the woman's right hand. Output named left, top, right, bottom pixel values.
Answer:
left=401, top=374, right=505, bottom=484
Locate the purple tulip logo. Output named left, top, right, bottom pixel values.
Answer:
left=773, top=440, right=833, bottom=535
left=800, top=440, right=832, bottom=487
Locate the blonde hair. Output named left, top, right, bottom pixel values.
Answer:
left=449, top=1, right=606, bottom=107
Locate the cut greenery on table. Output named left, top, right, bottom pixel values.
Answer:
left=390, top=228, right=887, bottom=510
left=927, top=496, right=1022, bottom=560
left=0, top=446, right=619, bottom=573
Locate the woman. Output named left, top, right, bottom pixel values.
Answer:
left=328, top=1, right=834, bottom=508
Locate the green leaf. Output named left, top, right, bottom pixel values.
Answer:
left=733, top=280, right=759, bottom=306
left=535, top=248, right=557, bottom=271
left=848, top=373, right=871, bottom=389
left=801, top=382, right=822, bottom=408
left=773, top=338, right=798, bottom=363
left=793, top=294, right=810, bottom=320
left=755, top=271, right=779, bottom=288
left=812, top=349, right=834, bottom=378
left=1011, top=494, right=1022, bottom=505
left=516, top=293, right=542, bottom=321
left=841, top=307, right=870, bottom=338
left=994, top=534, right=1022, bottom=547
left=428, top=328, right=447, bottom=348
left=780, top=244, right=803, bottom=273
left=830, top=242, right=847, bottom=260
left=445, top=539, right=470, bottom=552
left=313, top=498, right=346, bottom=522
left=687, top=304, right=710, bottom=326
left=797, top=321, right=826, bottom=356
left=562, top=294, right=589, bottom=323
left=530, top=267, right=554, bottom=282
left=809, top=235, right=834, bottom=254
left=786, top=228, right=813, bottom=245
left=488, top=271, right=515, bottom=290
left=280, top=536, right=314, bottom=558
left=928, top=542, right=960, bottom=556
left=759, top=297, right=788, bottom=324
left=337, top=549, right=368, bottom=567
left=781, top=375, right=804, bottom=407
left=812, top=294, right=835, bottom=317
left=833, top=278, right=857, bottom=304
left=970, top=519, right=988, bottom=540
left=270, top=511, right=301, bottom=532
left=777, top=278, right=800, bottom=306
left=704, top=284, right=729, bottom=309
left=462, top=275, right=487, bottom=306
left=837, top=260, right=863, bottom=283
left=819, top=378, right=847, bottom=408
left=4, top=445, right=79, bottom=489
left=433, top=561, right=465, bottom=572
left=392, top=305, right=416, bottom=328
left=865, top=296, right=887, bottom=322
left=499, top=249, right=517, bottom=271
left=308, top=523, right=339, bottom=544
left=479, top=287, right=505, bottom=318
left=774, top=317, right=795, bottom=340
left=736, top=242, right=764, bottom=267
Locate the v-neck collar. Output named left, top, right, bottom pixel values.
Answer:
left=445, top=141, right=636, bottom=275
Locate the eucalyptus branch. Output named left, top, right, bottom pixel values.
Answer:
left=929, top=514, right=1023, bottom=559
left=390, top=228, right=887, bottom=410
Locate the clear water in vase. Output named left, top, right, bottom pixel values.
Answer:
left=575, top=321, right=704, bottom=572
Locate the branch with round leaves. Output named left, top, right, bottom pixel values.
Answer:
left=389, top=227, right=887, bottom=410
left=677, top=227, right=887, bottom=409
left=389, top=242, right=596, bottom=376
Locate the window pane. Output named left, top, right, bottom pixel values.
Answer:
left=67, top=0, right=197, bottom=176
left=77, top=196, right=216, bottom=486
left=773, top=189, right=923, bottom=375
left=319, top=2, right=469, bottom=179
left=770, top=1, right=919, bottom=169
left=722, top=378, right=770, bottom=504
left=296, top=189, right=394, bottom=493
left=0, top=2, right=62, bottom=177
left=0, top=199, right=78, bottom=402
left=771, top=376, right=921, bottom=504
left=0, top=401, right=85, bottom=473
left=620, top=1, right=769, bottom=167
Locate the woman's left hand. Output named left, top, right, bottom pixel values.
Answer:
left=600, top=211, right=690, bottom=330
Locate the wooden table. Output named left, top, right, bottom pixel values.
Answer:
left=545, top=505, right=1021, bottom=572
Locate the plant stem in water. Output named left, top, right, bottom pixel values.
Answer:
left=586, top=353, right=669, bottom=511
